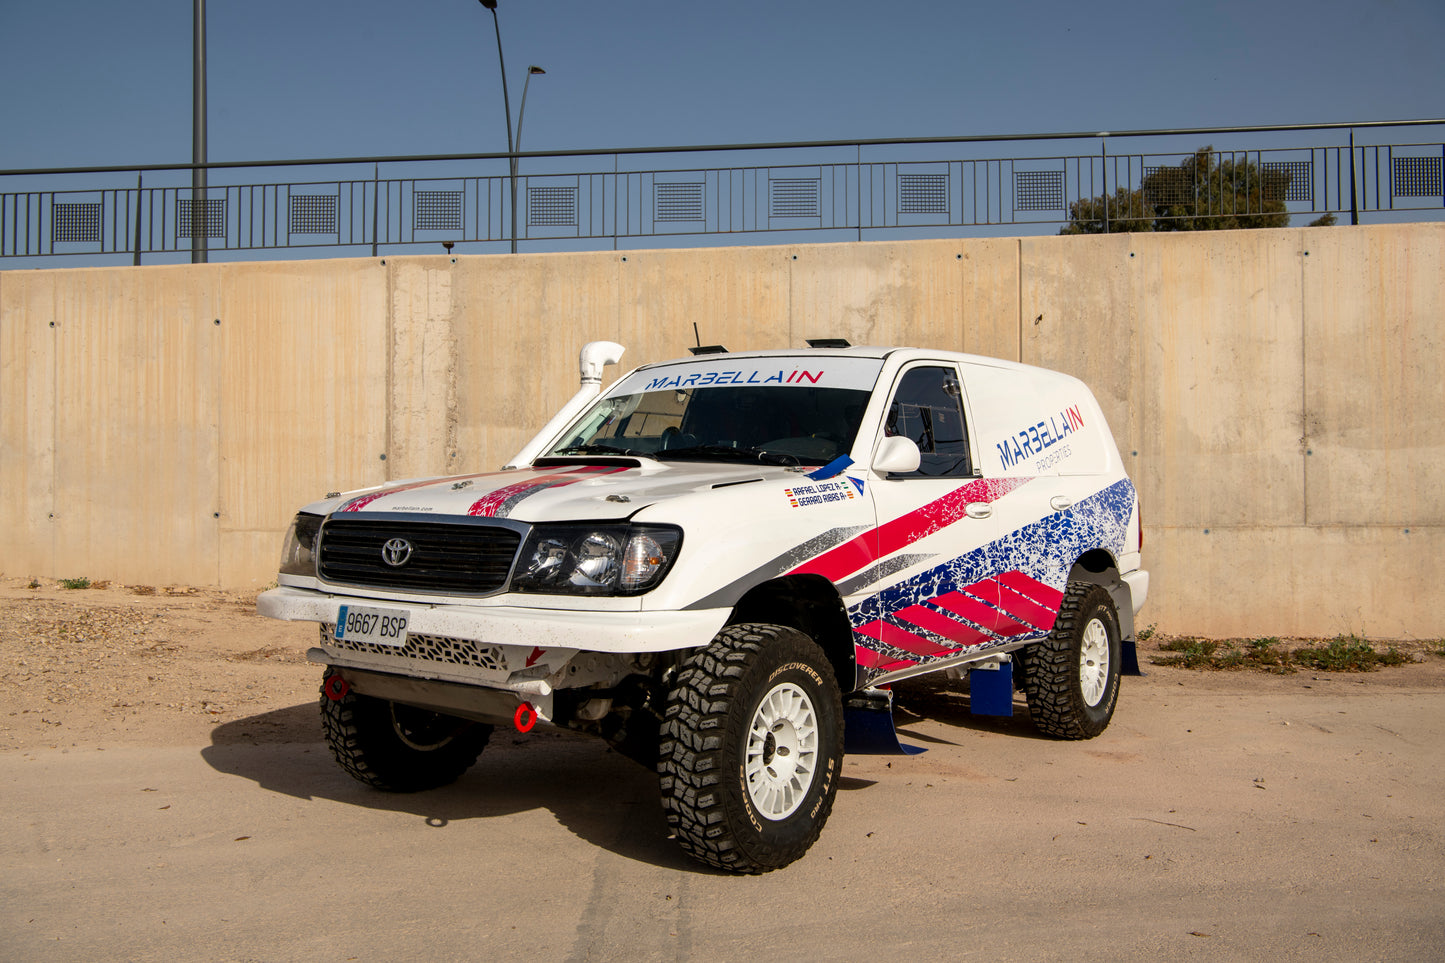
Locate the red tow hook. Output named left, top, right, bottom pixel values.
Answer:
left=513, top=702, right=538, bottom=733
left=323, top=674, right=350, bottom=702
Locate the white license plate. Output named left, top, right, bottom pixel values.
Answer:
left=335, top=605, right=409, bottom=647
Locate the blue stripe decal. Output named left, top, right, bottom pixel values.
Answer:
left=849, top=478, right=1136, bottom=630
left=807, top=455, right=855, bottom=480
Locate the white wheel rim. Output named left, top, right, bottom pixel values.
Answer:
left=1079, top=617, right=1110, bottom=707
left=744, top=681, right=819, bottom=820
left=390, top=703, right=458, bottom=751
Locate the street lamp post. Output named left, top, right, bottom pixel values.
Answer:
left=512, top=65, right=546, bottom=250
left=192, top=0, right=207, bottom=264
left=477, top=0, right=518, bottom=252
left=477, top=1, right=545, bottom=253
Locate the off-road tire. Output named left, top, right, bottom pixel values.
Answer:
left=658, top=624, right=843, bottom=874
left=320, top=668, right=491, bottom=792
left=1019, top=582, right=1121, bottom=740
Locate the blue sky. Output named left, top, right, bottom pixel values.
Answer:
left=2, top=0, right=1442, bottom=170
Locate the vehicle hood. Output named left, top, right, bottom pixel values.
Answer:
left=309, top=461, right=789, bottom=522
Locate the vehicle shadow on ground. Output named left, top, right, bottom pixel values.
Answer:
left=889, top=675, right=1053, bottom=743
left=202, top=704, right=718, bottom=873
left=201, top=683, right=1035, bottom=871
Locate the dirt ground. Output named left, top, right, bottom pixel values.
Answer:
left=0, top=577, right=321, bottom=751
left=4, top=575, right=1444, bottom=962
left=3, top=574, right=1441, bottom=752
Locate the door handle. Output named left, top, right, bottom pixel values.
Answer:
left=965, top=502, right=992, bottom=519
left=1050, top=495, right=1074, bottom=512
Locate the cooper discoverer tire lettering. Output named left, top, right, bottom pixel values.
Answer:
left=657, top=623, right=843, bottom=874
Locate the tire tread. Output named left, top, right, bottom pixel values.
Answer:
left=1018, top=582, right=1121, bottom=740
left=657, top=624, right=842, bottom=874
left=320, top=668, right=490, bottom=792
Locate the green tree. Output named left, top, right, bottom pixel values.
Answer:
left=1060, top=147, right=1293, bottom=234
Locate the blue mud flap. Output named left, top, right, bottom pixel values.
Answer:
left=1121, top=638, right=1144, bottom=676
left=968, top=660, right=1014, bottom=717
left=843, top=688, right=926, bottom=755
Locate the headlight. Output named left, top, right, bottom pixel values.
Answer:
left=512, top=524, right=681, bottom=596
left=278, top=512, right=323, bottom=577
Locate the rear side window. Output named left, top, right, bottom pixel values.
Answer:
left=885, top=365, right=972, bottom=477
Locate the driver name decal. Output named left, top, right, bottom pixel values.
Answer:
left=784, top=478, right=856, bottom=508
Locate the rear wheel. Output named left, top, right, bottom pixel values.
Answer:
left=1019, top=582, right=1122, bottom=740
left=658, top=624, right=843, bottom=874
left=320, top=667, right=491, bottom=791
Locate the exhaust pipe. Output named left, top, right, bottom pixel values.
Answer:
left=504, top=341, right=626, bottom=469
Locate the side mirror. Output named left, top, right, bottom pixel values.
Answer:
left=872, top=436, right=921, bottom=475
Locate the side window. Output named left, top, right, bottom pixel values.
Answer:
left=885, top=365, right=972, bottom=477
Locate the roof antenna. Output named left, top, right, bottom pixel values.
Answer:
left=689, top=322, right=727, bottom=356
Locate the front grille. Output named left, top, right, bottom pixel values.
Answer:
left=321, top=624, right=508, bottom=672
left=318, top=517, right=522, bottom=594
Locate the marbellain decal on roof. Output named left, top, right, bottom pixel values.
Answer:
left=644, top=368, right=825, bottom=390
left=612, top=355, right=884, bottom=395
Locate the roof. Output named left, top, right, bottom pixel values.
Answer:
left=631, top=344, right=1038, bottom=374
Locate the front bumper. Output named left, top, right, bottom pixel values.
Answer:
left=261, top=585, right=731, bottom=725
left=257, top=585, right=730, bottom=655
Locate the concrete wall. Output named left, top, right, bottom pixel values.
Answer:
left=2, top=224, right=1441, bottom=638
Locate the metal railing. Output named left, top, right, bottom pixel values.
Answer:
left=3, top=119, right=1442, bottom=264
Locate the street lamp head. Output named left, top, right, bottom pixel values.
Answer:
left=528, top=65, right=546, bottom=75
left=478, top=0, right=497, bottom=9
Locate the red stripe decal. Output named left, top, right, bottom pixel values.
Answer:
left=879, top=614, right=960, bottom=658
left=799, top=536, right=877, bottom=582
left=994, top=570, right=1064, bottom=610
left=468, top=465, right=627, bottom=517
left=791, top=477, right=1033, bottom=581
left=467, top=478, right=558, bottom=517
left=854, top=645, right=918, bottom=672
left=930, top=590, right=1025, bottom=636
left=852, top=623, right=921, bottom=671
left=989, top=579, right=1058, bottom=631
left=978, top=606, right=1036, bottom=638
left=854, top=620, right=887, bottom=642
left=895, top=604, right=990, bottom=648
left=340, top=471, right=510, bottom=513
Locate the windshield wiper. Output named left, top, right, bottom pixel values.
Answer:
left=655, top=444, right=799, bottom=467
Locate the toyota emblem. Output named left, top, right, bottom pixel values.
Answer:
left=381, top=537, right=414, bottom=567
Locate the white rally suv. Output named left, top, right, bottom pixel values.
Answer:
left=259, top=340, right=1147, bottom=873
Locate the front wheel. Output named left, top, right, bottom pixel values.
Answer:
left=1018, top=582, right=1122, bottom=740
left=320, top=668, right=491, bottom=792
left=658, top=624, right=843, bottom=874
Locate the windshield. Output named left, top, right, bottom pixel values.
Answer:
left=547, top=356, right=882, bottom=466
